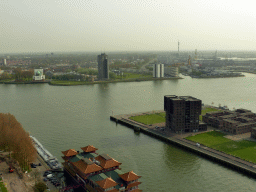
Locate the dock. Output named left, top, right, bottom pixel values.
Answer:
left=110, top=112, right=256, bottom=178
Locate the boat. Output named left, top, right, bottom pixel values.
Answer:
left=30, top=136, right=62, bottom=170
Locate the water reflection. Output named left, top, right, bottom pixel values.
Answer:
left=163, top=143, right=199, bottom=173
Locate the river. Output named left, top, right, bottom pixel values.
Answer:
left=1, top=73, right=256, bottom=191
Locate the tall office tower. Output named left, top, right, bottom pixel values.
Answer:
left=97, top=53, right=109, bottom=80
left=164, top=95, right=202, bottom=133
left=160, top=64, right=164, bottom=77
left=153, top=64, right=164, bottom=78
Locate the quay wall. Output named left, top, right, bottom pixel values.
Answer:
left=110, top=116, right=256, bottom=178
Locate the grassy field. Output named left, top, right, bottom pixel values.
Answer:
left=186, top=131, right=256, bottom=163
left=0, top=178, right=8, bottom=192
left=200, top=107, right=222, bottom=121
left=117, top=73, right=152, bottom=80
left=129, top=112, right=166, bottom=125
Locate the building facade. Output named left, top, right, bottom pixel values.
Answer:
left=164, top=95, right=204, bottom=133
left=153, top=64, right=164, bottom=78
left=164, top=66, right=178, bottom=77
left=97, top=53, right=109, bottom=80
left=203, top=108, right=256, bottom=135
left=33, top=69, right=45, bottom=81
left=62, top=145, right=142, bottom=192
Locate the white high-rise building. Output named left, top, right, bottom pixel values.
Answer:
left=153, top=64, right=164, bottom=78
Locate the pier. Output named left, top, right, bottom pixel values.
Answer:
left=110, top=112, right=256, bottom=178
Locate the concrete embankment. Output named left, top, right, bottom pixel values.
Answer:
left=110, top=114, right=256, bottom=178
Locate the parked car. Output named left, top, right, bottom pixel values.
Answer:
left=47, top=174, right=53, bottom=179
left=30, top=163, right=37, bottom=168
left=43, top=171, right=52, bottom=177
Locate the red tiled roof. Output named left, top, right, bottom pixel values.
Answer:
left=95, top=155, right=122, bottom=169
left=62, top=149, right=78, bottom=157
left=119, top=171, right=141, bottom=182
left=96, top=177, right=118, bottom=189
left=71, top=159, right=102, bottom=174
left=127, top=181, right=142, bottom=189
left=81, top=145, right=98, bottom=153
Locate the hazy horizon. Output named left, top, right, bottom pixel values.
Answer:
left=1, top=0, right=255, bottom=53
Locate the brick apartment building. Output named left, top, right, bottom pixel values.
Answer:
left=203, top=108, right=256, bottom=135
left=164, top=95, right=206, bottom=133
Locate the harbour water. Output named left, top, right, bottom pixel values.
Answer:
left=1, top=73, right=256, bottom=191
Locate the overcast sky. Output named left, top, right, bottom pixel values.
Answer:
left=1, top=0, right=255, bottom=53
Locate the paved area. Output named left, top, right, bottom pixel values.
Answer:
left=0, top=152, right=60, bottom=192
left=0, top=159, right=31, bottom=192
left=224, top=132, right=251, bottom=141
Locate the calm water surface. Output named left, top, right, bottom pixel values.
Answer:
left=1, top=73, right=256, bottom=191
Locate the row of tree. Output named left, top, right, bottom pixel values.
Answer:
left=0, top=68, right=35, bottom=81
left=0, top=113, right=36, bottom=170
left=13, top=68, right=34, bottom=81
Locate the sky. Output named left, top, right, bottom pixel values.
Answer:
left=0, top=0, right=255, bottom=53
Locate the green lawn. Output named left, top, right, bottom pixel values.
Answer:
left=129, top=112, right=166, bottom=125
left=0, top=180, right=8, bottom=192
left=117, top=73, right=152, bottom=80
left=186, top=131, right=256, bottom=163
left=200, top=107, right=222, bottom=121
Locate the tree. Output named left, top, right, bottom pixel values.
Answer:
left=0, top=113, right=36, bottom=171
left=13, top=68, right=23, bottom=81
left=0, top=72, right=12, bottom=80
left=22, top=69, right=34, bottom=81
left=109, top=72, right=117, bottom=80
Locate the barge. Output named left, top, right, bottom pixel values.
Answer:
left=30, top=136, right=62, bottom=170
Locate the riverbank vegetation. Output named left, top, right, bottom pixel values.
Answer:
left=186, top=131, right=256, bottom=163
left=129, top=112, right=166, bottom=125
left=0, top=113, right=36, bottom=171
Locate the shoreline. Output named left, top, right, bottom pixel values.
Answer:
left=110, top=111, right=256, bottom=178
left=0, top=77, right=182, bottom=86
left=0, top=73, right=248, bottom=86
left=191, top=74, right=245, bottom=79
left=48, top=77, right=182, bottom=86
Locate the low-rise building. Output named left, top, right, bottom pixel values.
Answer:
left=33, top=69, right=45, bottom=81
left=203, top=108, right=256, bottom=135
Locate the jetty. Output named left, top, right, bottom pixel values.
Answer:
left=110, top=111, right=256, bottom=178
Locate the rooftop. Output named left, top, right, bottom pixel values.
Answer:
left=96, top=177, right=118, bottom=189
left=71, top=158, right=103, bottom=175
left=95, top=154, right=122, bottom=169
left=119, top=171, right=141, bottom=182
left=62, top=149, right=78, bottom=157
left=81, top=145, right=98, bottom=153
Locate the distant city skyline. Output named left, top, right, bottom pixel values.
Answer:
left=1, top=0, right=255, bottom=53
